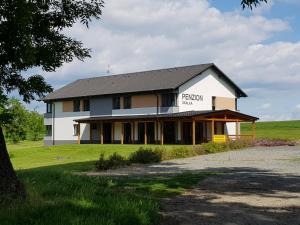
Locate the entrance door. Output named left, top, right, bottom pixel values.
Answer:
left=124, top=123, right=132, bottom=144
left=164, top=122, right=176, bottom=144
left=103, top=123, right=112, bottom=144
left=138, top=122, right=145, bottom=144
left=182, top=122, right=192, bottom=144
left=196, top=122, right=204, bottom=144
left=146, top=122, right=155, bottom=144
left=91, top=123, right=99, bottom=143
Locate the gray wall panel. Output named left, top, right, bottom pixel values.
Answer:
left=90, top=97, right=112, bottom=116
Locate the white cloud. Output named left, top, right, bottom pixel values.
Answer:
left=261, top=103, right=272, bottom=109
left=37, top=0, right=300, bottom=120
left=45, top=0, right=294, bottom=87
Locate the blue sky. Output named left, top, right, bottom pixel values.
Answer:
left=20, top=0, right=300, bottom=121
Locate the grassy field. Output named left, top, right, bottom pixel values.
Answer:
left=2, top=141, right=212, bottom=225
left=241, top=120, right=300, bottom=140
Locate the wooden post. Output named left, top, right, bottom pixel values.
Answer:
left=77, top=123, right=81, bottom=144
left=160, top=121, right=164, bottom=145
left=144, top=122, right=147, bottom=145
left=121, top=123, right=124, bottom=145
left=252, top=121, right=256, bottom=142
left=211, top=120, right=215, bottom=142
left=192, top=120, right=196, bottom=145
left=100, top=122, right=103, bottom=144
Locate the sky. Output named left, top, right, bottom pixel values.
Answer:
left=21, top=0, right=300, bottom=121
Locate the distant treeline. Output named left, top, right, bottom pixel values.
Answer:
left=3, top=98, right=44, bottom=143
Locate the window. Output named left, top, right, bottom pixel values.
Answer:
left=73, top=100, right=81, bottom=112
left=73, top=124, right=79, bottom=136
left=46, top=103, right=52, bottom=113
left=123, top=96, right=131, bottom=109
left=212, top=96, right=216, bottom=111
left=83, top=99, right=90, bottom=111
left=161, top=93, right=175, bottom=107
left=45, top=125, right=52, bottom=136
left=113, top=96, right=120, bottom=109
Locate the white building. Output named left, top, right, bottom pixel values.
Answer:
left=43, top=63, right=258, bottom=145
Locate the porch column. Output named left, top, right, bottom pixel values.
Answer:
left=160, top=121, right=164, bottom=145
left=211, top=120, right=215, bottom=142
left=121, top=123, right=124, bottom=144
left=144, top=122, right=147, bottom=145
left=192, top=119, right=196, bottom=145
left=77, top=123, right=80, bottom=144
left=252, top=121, right=256, bottom=142
left=100, top=122, right=104, bottom=144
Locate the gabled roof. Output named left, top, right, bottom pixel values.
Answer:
left=44, top=63, right=247, bottom=101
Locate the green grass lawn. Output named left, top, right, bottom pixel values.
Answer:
left=8, top=141, right=192, bottom=170
left=241, top=120, right=300, bottom=140
left=2, top=141, right=212, bottom=225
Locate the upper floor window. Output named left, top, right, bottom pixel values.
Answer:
left=161, top=93, right=176, bottom=107
left=45, top=125, right=52, bottom=136
left=113, top=96, right=120, bottom=109
left=123, top=96, right=132, bottom=109
left=83, top=99, right=90, bottom=111
left=212, top=96, right=216, bottom=111
left=46, top=103, right=52, bottom=113
left=73, top=100, right=81, bottom=112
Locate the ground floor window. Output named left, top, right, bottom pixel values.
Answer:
left=73, top=124, right=79, bottom=136
left=45, top=125, right=52, bottom=136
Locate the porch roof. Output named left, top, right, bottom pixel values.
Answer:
left=74, top=110, right=258, bottom=123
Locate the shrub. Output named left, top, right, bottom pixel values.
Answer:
left=129, top=147, right=162, bottom=164
left=160, top=146, right=198, bottom=161
left=202, top=142, right=227, bottom=153
left=96, top=153, right=130, bottom=171
left=202, top=140, right=253, bottom=153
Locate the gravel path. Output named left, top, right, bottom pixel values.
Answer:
left=84, top=146, right=300, bottom=225
left=160, top=146, right=300, bottom=225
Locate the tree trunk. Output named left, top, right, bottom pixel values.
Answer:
left=0, top=126, right=26, bottom=199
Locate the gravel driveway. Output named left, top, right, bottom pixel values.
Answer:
left=86, top=146, right=300, bottom=225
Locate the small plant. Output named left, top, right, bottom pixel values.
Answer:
left=96, top=153, right=130, bottom=171
left=129, top=147, right=162, bottom=164
left=255, top=138, right=296, bottom=147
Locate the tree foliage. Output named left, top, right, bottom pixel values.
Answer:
left=241, top=0, right=268, bottom=9
left=3, top=99, right=27, bottom=144
left=0, top=0, right=104, bottom=199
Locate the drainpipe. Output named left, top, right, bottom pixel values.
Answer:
left=52, top=103, right=55, bottom=146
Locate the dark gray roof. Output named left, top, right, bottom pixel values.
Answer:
left=74, top=110, right=258, bottom=123
left=44, top=63, right=247, bottom=101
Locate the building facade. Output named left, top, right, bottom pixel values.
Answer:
left=43, top=63, right=258, bottom=146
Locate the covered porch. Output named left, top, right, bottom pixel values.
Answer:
left=74, top=110, right=258, bottom=145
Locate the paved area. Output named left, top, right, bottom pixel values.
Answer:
left=86, top=146, right=300, bottom=225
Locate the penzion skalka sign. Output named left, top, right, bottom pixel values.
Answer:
left=181, top=93, right=203, bottom=105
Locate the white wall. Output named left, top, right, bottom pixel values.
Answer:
left=178, top=68, right=236, bottom=112
left=44, top=102, right=91, bottom=143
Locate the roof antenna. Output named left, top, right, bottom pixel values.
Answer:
left=106, top=64, right=110, bottom=74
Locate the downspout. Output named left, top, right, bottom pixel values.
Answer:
left=156, top=94, right=159, bottom=144
left=52, top=103, right=55, bottom=146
